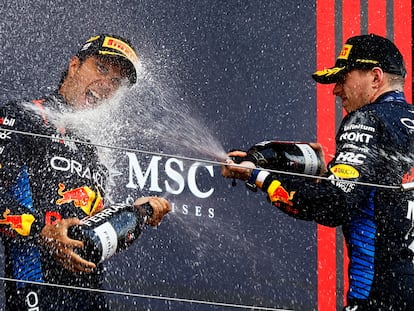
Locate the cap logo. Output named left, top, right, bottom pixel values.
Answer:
left=80, top=42, right=92, bottom=52
left=102, top=36, right=138, bottom=64
left=338, top=44, right=352, bottom=60
left=314, top=66, right=346, bottom=77
left=355, top=59, right=379, bottom=65
left=81, top=35, right=100, bottom=51
left=86, top=35, right=100, bottom=43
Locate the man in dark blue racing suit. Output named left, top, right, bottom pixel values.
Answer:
left=223, top=34, right=414, bottom=310
left=0, top=34, right=171, bottom=310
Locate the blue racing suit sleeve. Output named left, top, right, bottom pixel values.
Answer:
left=0, top=102, right=44, bottom=239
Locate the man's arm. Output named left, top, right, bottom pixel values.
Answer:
left=222, top=112, right=384, bottom=226
left=39, top=196, right=171, bottom=272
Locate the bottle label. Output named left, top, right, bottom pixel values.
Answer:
left=296, top=144, right=319, bottom=175
left=82, top=204, right=128, bottom=227
left=94, top=222, right=118, bottom=263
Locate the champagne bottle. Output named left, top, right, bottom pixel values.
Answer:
left=68, top=203, right=153, bottom=264
left=233, top=141, right=323, bottom=176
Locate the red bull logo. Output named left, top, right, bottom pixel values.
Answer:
left=0, top=209, right=35, bottom=236
left=267, top=180, right=296, bottom=207
left=56, top=183, right=104, bottom=216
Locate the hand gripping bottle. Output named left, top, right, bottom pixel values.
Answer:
left=68, top=203, right=153, bottom=264
left=233, top=141, right=323, bottom=176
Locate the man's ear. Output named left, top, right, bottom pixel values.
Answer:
left=67, top=56, right=81, bottom=78
left=371, top=67, right=385, bottom=88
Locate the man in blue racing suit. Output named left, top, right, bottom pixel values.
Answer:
left=222, top=34, right=414, bottom=310
left=0, top=34, right=171, bottom=310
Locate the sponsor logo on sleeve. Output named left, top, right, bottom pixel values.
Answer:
left=0, top=209, right=35, bottom=236
left=343, top=124, right=375, bottom=133
left=0, top=116, right=16, bottom=127
left=339, top=132, right=373, bottom=144
left=56, top=183, right=104, bottom=216
left=0, top=131, right=11, bottom=140
left=403, top=167, right=414, bottom=184
left=336, top=152, right=366, bottom=165
left=330, top=164, right=360, bottom=179
left=267, top=181, right=296, bottom=207
left=328, top=175, right=356, bottom=193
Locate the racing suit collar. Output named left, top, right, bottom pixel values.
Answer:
left=372, top=90, right=406, bottom=104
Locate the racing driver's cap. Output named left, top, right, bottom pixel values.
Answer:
left=76, top=34, right=139, bottom=85
left=312, top=33, right=406, bottom=84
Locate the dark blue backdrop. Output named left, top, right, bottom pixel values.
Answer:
left=1, top=1, right=318, bottom=310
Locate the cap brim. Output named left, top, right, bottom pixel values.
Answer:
left=312, top=66, right=347, bottom=84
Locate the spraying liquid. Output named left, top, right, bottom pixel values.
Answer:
left=119, top=63, right=228, bottom=161
left=23, top=59, right=228, bottom=166
left=23, top=59, right=228, bottom=206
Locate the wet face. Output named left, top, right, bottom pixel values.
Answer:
left=333, top=69, right=375, bottom=113
left=60, top=56, right=129, bottom=110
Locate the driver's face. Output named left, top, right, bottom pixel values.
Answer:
left=61, top=56, right=128, bottom=110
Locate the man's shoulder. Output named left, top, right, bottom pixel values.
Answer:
left=1, top=97, right=44, bottom=110
left=0, top=97, right=53, bottom=129
left=0, top=99, right=28, bottom=119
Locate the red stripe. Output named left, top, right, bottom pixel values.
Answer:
left=342, top=0, right=361, bottom=40
left=316, top=0, right=337, bottom=310
left=393, top=0, right=413, bottom=102
left=368, top=0, right=387, bottom=35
